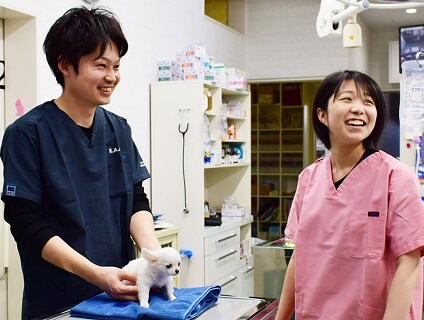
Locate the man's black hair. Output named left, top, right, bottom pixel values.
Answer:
left=43, top=6, right=128, bottom=88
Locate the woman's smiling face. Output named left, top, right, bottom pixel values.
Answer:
left=317, top=79, right=377, bottom=149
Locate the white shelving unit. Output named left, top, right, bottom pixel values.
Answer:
left=150, top=80, right=253, bottom=295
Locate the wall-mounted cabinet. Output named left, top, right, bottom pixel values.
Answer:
left=250, top=81, right=321, bottom=241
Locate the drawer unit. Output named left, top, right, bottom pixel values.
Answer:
left=214, top=272, right=240, bottom=296
left=202, top=217, right=253, bottom=294
left=204, top=227, right=240, bottom=256
left=205, top=243, right=240, bottom=284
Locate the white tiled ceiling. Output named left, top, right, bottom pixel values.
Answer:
left=357, top=1, right=424, bottom=29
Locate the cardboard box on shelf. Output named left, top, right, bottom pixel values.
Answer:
left=203, top=70, right=216, bottom=82
left=157, top=60, right=178, bottom=71
left=222, top=206, right=245, bottom=217
left=258, top=86, right=274, bottom=104
left=211, top=63, right=227, bottom=85
left=227, top=67, right=245, bottom=78
left=282, top=83, right=302, bottom=106
left=228, top=77, right=247, bottom=90
left=260, top=183, right=273, bottom=196
left=185, top=44, right=206, bottom=58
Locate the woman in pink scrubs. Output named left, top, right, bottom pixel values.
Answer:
left=275, top=70, right=424, bottom=320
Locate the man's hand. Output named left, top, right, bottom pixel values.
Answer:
left=92, top=266, right=138, bottom=301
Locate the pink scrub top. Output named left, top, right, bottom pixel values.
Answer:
left=285, top=151, right=424, bottom=320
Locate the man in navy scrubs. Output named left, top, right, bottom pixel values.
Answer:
left=0, top=7, right=161, bottom=319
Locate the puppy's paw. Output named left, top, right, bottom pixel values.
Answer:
left=168, top=293, right=176, bottom=301
left=139, top=300, right=149, bottom=308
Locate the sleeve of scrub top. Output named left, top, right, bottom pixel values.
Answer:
left=387, top=172, right=424, bottom=258
left=129, top=138, right=150, bottom=184
left=1, top=122, right=43, bottom=203
left=3, top=195, right=56, bottom=254
left=1, top=123, right=56, bottom=254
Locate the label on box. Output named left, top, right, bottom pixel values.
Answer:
left=221, top=207, right=245, bottom=217
left=157, top=76, right=174, bottom=82
left=157, top=60, right=177, bottom=71
left=184, top=73, right=200, bottom=80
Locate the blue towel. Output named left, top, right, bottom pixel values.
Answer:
left=70, top=285, right=221, bottom=320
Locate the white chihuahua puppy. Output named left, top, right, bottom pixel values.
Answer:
left=123, top=247, right=181, bottom=308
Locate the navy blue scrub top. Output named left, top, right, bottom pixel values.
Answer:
left=1, top=101, right=150, bottom=318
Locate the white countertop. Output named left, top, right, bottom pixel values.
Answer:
left=204, top=215, right=253, bottom=238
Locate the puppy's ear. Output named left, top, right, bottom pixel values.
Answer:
left=142, top=248, right=159, bottom=263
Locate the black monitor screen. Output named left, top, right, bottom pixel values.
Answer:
left=399, top=24, right=424, bottom=73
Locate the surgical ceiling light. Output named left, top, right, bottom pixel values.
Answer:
left=343, top=14, right=362, bottom=47
left=316, top=0, right=424, bottom=47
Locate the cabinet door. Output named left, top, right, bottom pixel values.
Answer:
left=239, top=262, right=254, bottom=297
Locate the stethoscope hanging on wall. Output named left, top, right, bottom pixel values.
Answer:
left=178, top=108, right=190, bottom=214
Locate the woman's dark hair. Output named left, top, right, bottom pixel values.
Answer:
left=43, top=6, right=128, bottom=88
left=312, top=70, right=386, bottom=150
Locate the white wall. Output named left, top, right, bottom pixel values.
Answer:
left=369, top=28, right=400, bottom=91
left=245, top=0, right=350, bottom=81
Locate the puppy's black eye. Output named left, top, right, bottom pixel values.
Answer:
left=178, top=262, right=180, bottom=266
left=166, top=264, right=172, bottom=268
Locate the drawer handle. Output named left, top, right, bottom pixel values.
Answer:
left=245, top=266, right=254, bottom=274
left=215, top=249, right=237, bottom=261
left=216, top=233, right=237, bottom=243
left=221, top=275, right=237, bottom=287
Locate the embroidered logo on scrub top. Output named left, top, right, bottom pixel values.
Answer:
left=6, top=183, right=16, bottom=196
left=109, top=147, right=120, bottom=154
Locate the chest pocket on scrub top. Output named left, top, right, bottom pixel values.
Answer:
left=107, top=151, right=129, bottom=197
left=348, top=211, right=385, bottom=259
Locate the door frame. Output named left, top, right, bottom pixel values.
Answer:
left=0, top=2, right=37, bottom=319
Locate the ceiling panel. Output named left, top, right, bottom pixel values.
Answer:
left=357, top=3, right=424, bottom=29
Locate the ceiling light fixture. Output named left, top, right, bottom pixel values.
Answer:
left=343, top=14, right=362, bottom=47
left=405, top=8, right=418, bottom=12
